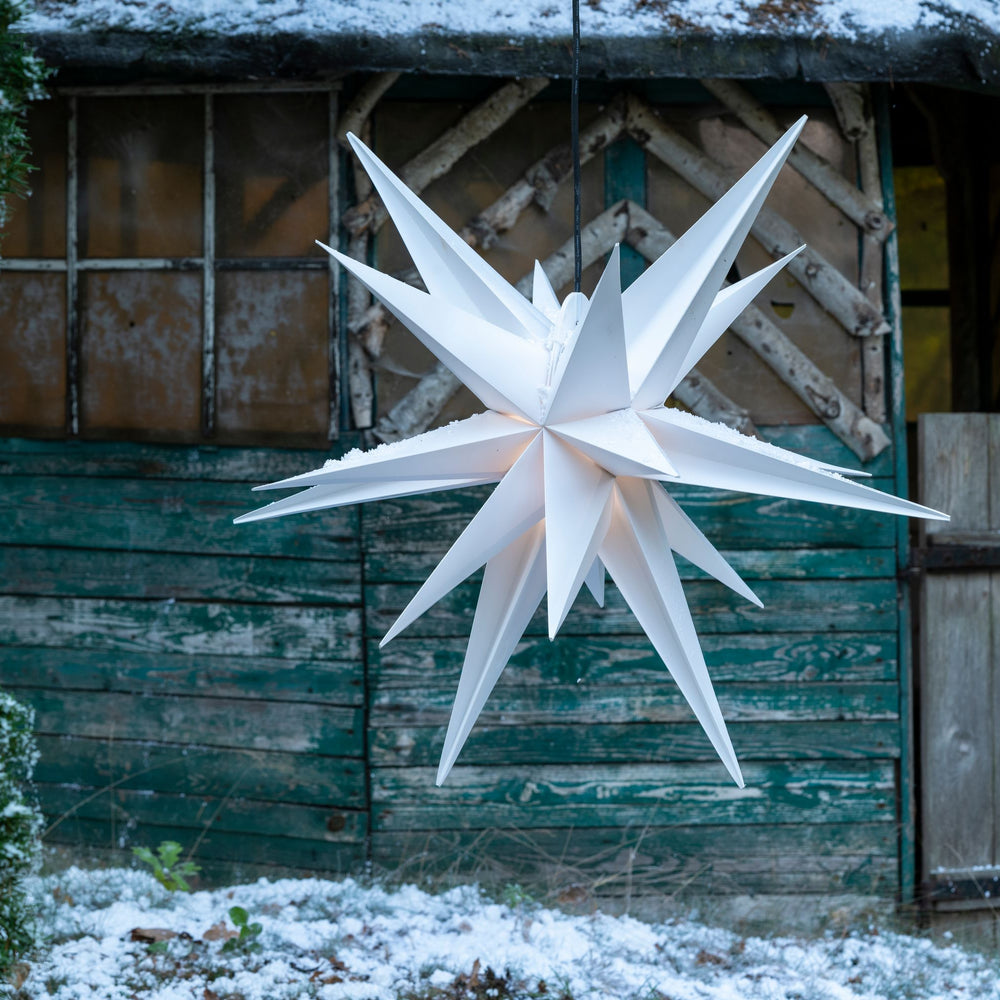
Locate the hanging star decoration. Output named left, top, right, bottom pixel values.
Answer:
left=237, top=117, right=947, bottom=788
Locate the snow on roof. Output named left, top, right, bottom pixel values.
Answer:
left=19, top=0, right=1000, bottom=86
left=20, top=0, right=1000, bottom=41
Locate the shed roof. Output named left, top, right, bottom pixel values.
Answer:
left=20, top=0, right=1000, bottom=88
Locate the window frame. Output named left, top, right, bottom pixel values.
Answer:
left=0, top=80, right=346, bottom=442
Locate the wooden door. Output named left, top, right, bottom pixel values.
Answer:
left=918, top=413, right=1000, bottom=943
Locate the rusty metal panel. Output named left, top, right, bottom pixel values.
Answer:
left=215, top=93, right=328, bottom=259
left=215, top=270, right=329, bottom=441
left=79, top=271, right=202, bottom=435
left=78, top=96, right=203, bottom=259
left=0, top=273, right=66, bottom=430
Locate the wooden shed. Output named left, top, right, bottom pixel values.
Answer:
left=2, top=0, right=999, bottom=928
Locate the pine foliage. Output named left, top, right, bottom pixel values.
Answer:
left=0, top=691, right=43, bottom=975
left=0, top=0, right=50, bottom=241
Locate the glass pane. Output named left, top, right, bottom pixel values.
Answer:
left=2, top=98, right=67, bottom=258
left=80, top=272, right=201, bottom=435
left=0, top=273, right=65, bottom=429
left=215, top=94, right=327, bottom=258
left=895, top=166, right=948, bottom=291
left=216, top=271, right=328, bottom=439
left=79, top=96, right=202, bottom=258
left=372, top=100, right=605, bottom=427
left=647, top=107, right=863, bottom=425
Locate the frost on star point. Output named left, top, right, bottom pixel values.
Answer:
left=237, top=120, right=947, bottom=788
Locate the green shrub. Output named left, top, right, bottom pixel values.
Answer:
left=0, top=0, right=51, bottom=242
left=0, top=690, right=44, bottom=975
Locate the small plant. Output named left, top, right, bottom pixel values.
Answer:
left=220, top=906, right=262, bottom=954
left=132, top=841, right=201, bottom=892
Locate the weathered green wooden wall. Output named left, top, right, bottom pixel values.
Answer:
left=0, top=423, right=905, bottom=903
left=0, top=437, right=368, bottom=872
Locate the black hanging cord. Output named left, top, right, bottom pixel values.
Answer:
left=571, top=0, right=582, bottom=293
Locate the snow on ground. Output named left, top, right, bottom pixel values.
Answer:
left=12, top=866, right=1000, bottom=999
left=19, top=0, right=1000, bottom=42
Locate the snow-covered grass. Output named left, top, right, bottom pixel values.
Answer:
left=7, top=866, right=1000, bottom=1000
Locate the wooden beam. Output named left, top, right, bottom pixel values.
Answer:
left=626, top=96, right=891, bottom=339
left=700, top=78, right=891, bottom=239
left=625, top=202, right=889, bottom=460
left=342, top=77, right=550, bottom=237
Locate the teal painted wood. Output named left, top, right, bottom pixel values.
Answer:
left=17, top=687, right=363, bottom=756
left=0, top=596, right=361, bottom=661
left=605, top=135, right=647, bottom=287
left=38, top=783, right=367, bottom=843
left=50, top=816, right=366, bottom=872
left=0, top=435, right=361, bottom=481
left=366, top=578, right=900, bottom=638
left=372, top=822, right=897, bottom=896
left=0, top=476, right=357, bottom=561
left=364, top=484, right=899, bottom=558
left=1, top=546, right=360, bottom=604
left=371, top=760, right=896, bottom=830
left=369, top=632, right=899, bottom=686
left=33, top=734, right=366, bottom=808
left=369, top=681, right=898, bottom=726
left=878, top=85, right=916, bottom=905
left=2, top=647, right=364, bottom=705
left=368, top=547, right=896, bottom=585
left=369, top=720, right=901, bottom=766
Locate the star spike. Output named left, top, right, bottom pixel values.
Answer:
left=625, top=117, right=806, bottom=409
left=381, top=435, right=544, bottom=646
left=437, top=521, right=548, bottom=784
left=600, top=481, right=743, bottom=786
left=345, top=133, right=551, bottom=341
left=641, top=407, right=948, bottom=520
left=542, top=431, right=615, bottom=638
left=544, top=244, right=631, bottom=425
left=320, top=242, right=547, bottom=420
left=669, top=246, right=806, bottom=395
left=532, top=259, right=560, bottom=320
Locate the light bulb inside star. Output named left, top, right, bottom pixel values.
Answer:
left=237, top=119, right=947, bottom=787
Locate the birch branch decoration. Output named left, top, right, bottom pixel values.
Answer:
left=238, top=122, right=947, bottom=786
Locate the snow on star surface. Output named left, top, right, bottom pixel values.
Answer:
left=18, top=867, right=1000, bottom=1000
left=238, top=123, right=947, bottom=786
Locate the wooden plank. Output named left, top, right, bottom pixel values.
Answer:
left=363, top=485, right=898, bottom=556
left=372, top=822, right=897, bottom=895
left=2, top=647, right=363, bottom=705
left=19, top=688, right=363, bottom=756
left=365, top=578, right=899, bottom=638
left=367, top=547, right=896, bottom=585
left=920, top=571, right=995, bottom=874
left=0, top=435, right=362, bottom=481
left=371, top=761, right=896, bottom=830
left=369, top=632, right=898, bottom=686
left=34, top=735, right=365, bottom=808
left=369, top=682, right=898, bottom=727
left=0, top=476, right=358, bottom=560
left=918, top=413, right=988, bottom=540
left=47, top=816, right=365, bottom=872
left=761, top=425, right=893, bottom=475
left=0, top=596, right=361, bottom=661
left=39, top=783, right=367, bottom=843
left=370, top=720, right=901, bottom=766
left=1, top=546, right=360, bottom=604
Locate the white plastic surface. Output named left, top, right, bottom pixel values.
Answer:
left=238, top=125, right=948, bottom=784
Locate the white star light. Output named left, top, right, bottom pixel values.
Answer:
left=237, top=118, right=947, bottom=787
